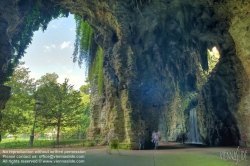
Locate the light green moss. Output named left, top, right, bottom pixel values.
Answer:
left=88, top=45, right=104, bottom=94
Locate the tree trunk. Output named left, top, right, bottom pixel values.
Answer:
left=56, top=115, right=61, bottom=146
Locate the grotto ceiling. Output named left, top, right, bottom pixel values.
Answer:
left=0, top=0, right=250, bottom=149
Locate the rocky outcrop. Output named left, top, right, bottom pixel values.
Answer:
left=228, top=5, right=250, bottom=147
left=0, top=0, right=249, bottom=148
left=0, top=2, right=12, bottom=83
left=0, top=85, right=10, bottom=112
left=196, top=0, right=250, bottom=147
left=0, top=85, right=11, bottom=141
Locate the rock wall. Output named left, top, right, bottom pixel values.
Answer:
left=0, top=0, right=249, bottom=148
left=227, top=1, right=250, bottom=147
left=196, top=0, right=250, bottom=147
left=0, top=85, right=11, bottom=141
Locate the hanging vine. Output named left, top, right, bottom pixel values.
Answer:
left=73, top=15, right=103, bottom=94
left=72, top=15, right=94, bottom=68
left=88, top=45, right=104, bottom=94
left=3, top=0, right=69, bottom=83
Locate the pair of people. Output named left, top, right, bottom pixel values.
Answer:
left=152, top=131, right=161, bottom=150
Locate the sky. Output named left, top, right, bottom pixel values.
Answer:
left=21, top=14, right=87, bottom=90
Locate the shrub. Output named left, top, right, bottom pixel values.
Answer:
left=84, top=141, right=95, bottom=146
left=110, top=140, right=119, bottom=149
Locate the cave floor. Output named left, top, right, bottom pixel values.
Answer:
left=0, top=142, right=249, bottom=166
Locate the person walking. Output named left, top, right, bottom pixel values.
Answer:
left=138, top=131, right=144, bottom=150
left=152, top=131, right=159, bottom=150
left=107, top=130, right=114, bottom=154
left=157, top=131, right=162, bottom=146
left=106, top=130, right=121, bottom=155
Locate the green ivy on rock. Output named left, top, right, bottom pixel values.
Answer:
left=5, top=0, right=69, bottom=84
left=88, top=45, right=104, bottom=94
left=73, top=15, right=103, bottom=94
left=73, top=15, right=94, bottom=68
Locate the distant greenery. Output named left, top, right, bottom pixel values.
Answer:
left=0, top=139, right=101, bottom=149
left=109, top=140, right=119, bottom=149
left=79, top=84, right=90, bottom=133
left=207, top=48, right=220, bottom=72
left=84, top=141, right=95, bottom=147
left=35, top=74, right=82, bottom=146
left=1, top=64, right=36, bottom=137
left=2, top=0, right=69, bottom=84
left=1, top=64, right=90, bottom=146
left=0, top=139, right=84, bottom=149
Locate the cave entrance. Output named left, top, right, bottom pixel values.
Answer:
left=1, top=14, right=91, bottom=144
left=20, top=14, right=86, bottom=90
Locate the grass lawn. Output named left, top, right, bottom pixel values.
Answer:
left=0, top=139, right=85, bottom=149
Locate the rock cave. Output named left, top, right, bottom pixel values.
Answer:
left=0, top=0, right=249, bottom=149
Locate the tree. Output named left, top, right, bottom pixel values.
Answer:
left=36, top=72, right=58, bottom=85
left=79, top=83, right=90, bottom=135
left=80, top=84, right=90, bottom=95
left=36, top=75, right=82, bottom=145
left=1, top=64, right=36, bottom=138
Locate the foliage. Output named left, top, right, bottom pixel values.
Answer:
left=1, top=64, right=36, bottom=135
left=72, top=15, right=104, bottom=94
left=118, top=143, right=131, bottom=150
left=3, top=0, right=69, bottom=83
left=84, top=141, right=95, bottom=146
left=80, top=104, right=90, bottom=133
left=88, top=45, right=104, bottom=94
left=36, top=73, right=59, bottom=86
left=73, top=15, right=94, bottom=68
left=35, top=76, right=82, bottom=145
left=0, top=139, right=83, bottom=149
left=109, top=140, right=119, bottom=149
left=80, top=84, right=91, bottom=95
left=96, top=46, right=104, bottom=94
left=78, top=83, right=90, bottom=133
left=207, top=47, right=220, bottom=72
left=1, top=61, right=90, bottom=147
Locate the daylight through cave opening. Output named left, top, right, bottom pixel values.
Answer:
left=19, top=14, right=87, bottom=90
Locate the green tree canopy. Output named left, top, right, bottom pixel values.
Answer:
left=1, top=65, right=36, bottom=136
left=80, top=84, right=90, bottom=95
left=36, top=75, right=82, bottom=145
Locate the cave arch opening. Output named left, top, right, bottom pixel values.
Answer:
left=1, top=12, right=93, bottom=143
left=207, top=46, right=220, bottom=72
left=20, top=14, right=87, bottom=90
